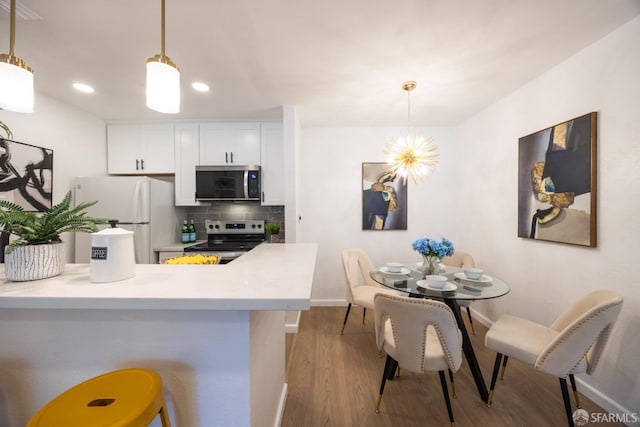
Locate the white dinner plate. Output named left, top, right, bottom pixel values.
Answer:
left=454, top=272, right=493, bottom=283
left=379, top=266, right=411, bottom=275
left=416, top=280, right=457, bottom=292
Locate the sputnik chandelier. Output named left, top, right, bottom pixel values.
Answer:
left=384, top=81, right=438, bottom=184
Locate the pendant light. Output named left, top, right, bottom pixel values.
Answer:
left=146, top=0, right=180, bottom=113
left=0, top=0, right=34, bottom=113
left=384, top=81, right=438, bottom=184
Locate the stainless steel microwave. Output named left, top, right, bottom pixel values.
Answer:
left=195, top=165, right=261, bottom=201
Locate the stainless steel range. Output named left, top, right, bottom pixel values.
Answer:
left=184, top=219, right=266, bottom=264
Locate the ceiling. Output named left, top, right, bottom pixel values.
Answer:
left=1, top=0, right=639, bottom=126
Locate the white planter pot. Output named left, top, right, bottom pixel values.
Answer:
left=4, top=242, right=66, bottom=281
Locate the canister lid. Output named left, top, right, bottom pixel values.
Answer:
left=92, top=227, right=133, bottom=237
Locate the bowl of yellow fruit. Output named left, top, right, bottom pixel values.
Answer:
left=161, top=254, right=220, bottom=265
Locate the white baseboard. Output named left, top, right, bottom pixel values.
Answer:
left=285, top=311, right=301, bottom=333
left=468, top=307, right=493, bottom=328
left=310, top=298, right=347, bottom=307
left=273, top=382, right=288, bottom=427
left=573, top=376, right=638, bottom=425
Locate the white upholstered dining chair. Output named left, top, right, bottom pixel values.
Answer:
left=441, top=251, right=476, bottom=334
left=484, top=290, right=623, bottom=427
left=340, top=248, right=399, bottom=334
left=373, top=293, right=463, bottom=425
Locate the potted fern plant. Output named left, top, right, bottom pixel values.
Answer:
left=0, top=191, right=105, bottom=281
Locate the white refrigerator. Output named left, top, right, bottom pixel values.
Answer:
left=74, top=176, right=181, bottom=264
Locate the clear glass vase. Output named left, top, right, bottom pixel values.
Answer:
left=269, top=234, right=280, bottom=243
left=418, top=254, right=440, bottom=277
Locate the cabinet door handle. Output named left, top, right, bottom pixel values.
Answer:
left=140, top=159, right=144, bottom=170
left=225, top=152, right=228, bottom=163
left=136, top=159, right=140, bottom=170
left=230, top=152, right=234, bottom=163
left=262, top=191, right=264, bottom=202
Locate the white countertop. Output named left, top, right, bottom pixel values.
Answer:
left=0, top=243, right=317, bottom=311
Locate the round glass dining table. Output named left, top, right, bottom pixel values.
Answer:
left=369, top=265, right=510, bottom=302
left=370, top=264, right=510, bottom=403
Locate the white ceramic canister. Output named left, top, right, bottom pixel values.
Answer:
left=89, top=225, right=136, bottom=283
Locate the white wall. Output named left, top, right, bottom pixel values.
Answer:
left=297, top=15, right=640, bottom=419
left=455, top=17, right=640, bottom=417
left=0, top=92, right=107, bottom=261
left=298, top=126, right=458, bottom=302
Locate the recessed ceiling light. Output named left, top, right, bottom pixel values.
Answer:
left=72, top=83, right=95, bottom=93
left=192, top=82, right=210, bottom=92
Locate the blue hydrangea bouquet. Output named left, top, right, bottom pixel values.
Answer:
left=412, top=237, right=454, bottom=276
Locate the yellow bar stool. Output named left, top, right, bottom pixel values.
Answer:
left=27, top=368, right=171, bottom=427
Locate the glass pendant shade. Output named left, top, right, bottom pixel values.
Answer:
left=0, top=57, right=34, bottom=112
left=146, top=56, right=180, bottom=114
left=0, top=0, right=34, bottom=113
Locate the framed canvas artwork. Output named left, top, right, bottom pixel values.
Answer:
left=517, top=112, right=597, bottom=247
left=0, top=138, right=53, bottom=212
left=362, top=162, right=407, bottom=230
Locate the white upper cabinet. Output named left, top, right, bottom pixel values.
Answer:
left=260, top=122, right=285, bottom=206
left=107, top=123, right=175, bottom=174
left=199, top=122, right=260, bottom=165
left=174, top=123, right=201, bottom=206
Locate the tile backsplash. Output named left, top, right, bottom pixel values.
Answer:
left=184, top=202, right=285, bottom=241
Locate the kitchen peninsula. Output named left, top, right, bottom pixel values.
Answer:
left=0, top=243, right=317, bottom=427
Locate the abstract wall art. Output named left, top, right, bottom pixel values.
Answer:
left=0, top=138, right=53, bottom=212
left=517, top=112, right=597, bottom=247
left=362, top=162, right=407, bottom=230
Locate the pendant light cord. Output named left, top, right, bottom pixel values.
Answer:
left=161, top=0, right=166, bottom=56
left=9, top=0, right=16, bottom=56
left=407, top=88, right=411, bottom=134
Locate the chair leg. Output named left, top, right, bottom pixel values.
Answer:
left=376, top=355, right=393, bottom=413
left=500, top=355, right=509, bottom=380
left=559, top=377, right=575, bottom=427
left=568, top=374, right=581, bottom=409
left=448, top=369, right=456, bottom=398
left=159, top=405, right=172, bottom=427
left=487, top=353, right=503, bottom=407
left=465, top=306, right=476, bottom=335
left=362, top=307, right=367, bottom=324
left=438, top=371, right=455, bottom=427
left=340, top=303, right=352, bottom=335
left=387, top=358, right=398, bottom=380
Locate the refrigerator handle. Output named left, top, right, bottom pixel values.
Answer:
left=133, top=180, right=142, bottom=223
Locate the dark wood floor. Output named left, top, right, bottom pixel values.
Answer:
left=281, top=306, right=622, bottom=427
